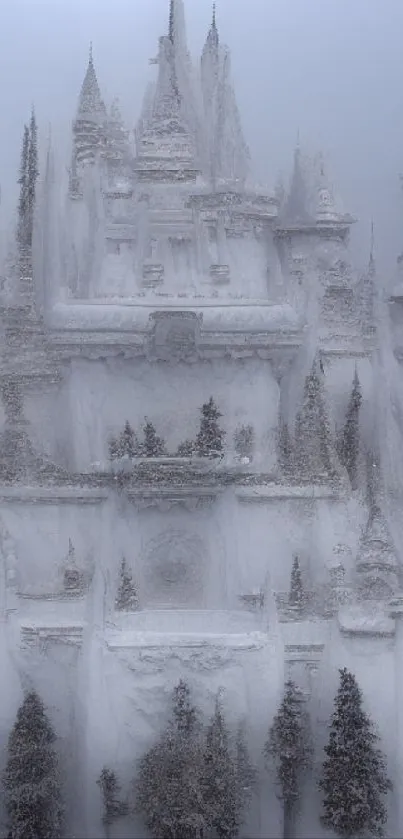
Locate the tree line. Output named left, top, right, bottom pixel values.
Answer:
left=1, top=668, right=391, bottom=839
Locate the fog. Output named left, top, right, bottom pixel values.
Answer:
left=0, top=0, right=402, bottom=276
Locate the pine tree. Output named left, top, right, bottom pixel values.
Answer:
left=142, top=419, right=166, bottom=457
left=338, top=370, right=362, bottom=489
left=203, top=697, right=242, bottom=839
left=109, top=422, right=140, bottom=461
left=120, top=420, right=140, bottom=458
left=294, top=361, right=333, bottom=479
left=172, top=679, right=199, bottom=736
left=235, top=722, right=256, bottom=815
left=3, top=690, right=63, bottom=839
left=97, top=767, right=127, bottom=838
left=278, top=420, right=293, bottom=473
left=27, top=108, right=39, bottom=249
left=319, top=668, right=391, bottom=839
left=115, top=557, right=138, bottom=611
left=289, top=556, right=304, bottom=609
left=196, top=397, right=225, bottom=458
left=17, top=124, right=29, bottom=257
left=264, top=680, right=312, bottom=839
left=135, top=681, right=207, bottom=839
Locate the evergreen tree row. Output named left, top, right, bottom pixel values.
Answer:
left=109, top=397, right=225, bottom=461
left=2, top=669, right=391, bottom=839
left=279, top=363, right=362, bottom=488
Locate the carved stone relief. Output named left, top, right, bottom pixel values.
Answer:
left=142, top=530, right=207, bottom=608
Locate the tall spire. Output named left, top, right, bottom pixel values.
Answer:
left=203, top=2, right=219, bottom=52
left=135, top=0, right=197, bottom=181
left=282, top=145, right=312, bottom=226
left=169, top=0, right=174, bottom=42
left=76, top=44, right=106, bottom=120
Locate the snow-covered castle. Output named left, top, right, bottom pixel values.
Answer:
left=1, top=0, right=403, bottom=835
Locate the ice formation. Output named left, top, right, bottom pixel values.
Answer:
left=0, top=1, right=403, bottom=836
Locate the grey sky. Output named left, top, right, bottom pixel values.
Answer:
left=0, top=0, right=402, bottom=277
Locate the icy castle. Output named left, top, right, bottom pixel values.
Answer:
left=1, top=0, right=403, bottom=835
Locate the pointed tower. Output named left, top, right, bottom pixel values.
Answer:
left=356, top=505, right=400, bottom=601
left=200, top=5, right=249, bottom=186
left=358, top=222, right=376, bottom=339
left=281, top=144, right=313, bottom=228
left=71, top=45, right=106, bottom=193
left=135, top=2, right=198, bottom=182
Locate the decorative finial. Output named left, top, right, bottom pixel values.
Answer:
left=212, top=2, right=217, bottom=28
left=296, top=127, right=300, bottom=149
left=169, top=0, right=174, bottom=42
left=89, top=41, right=93, bottom=64
left=370, top=219, right=375, bottom=259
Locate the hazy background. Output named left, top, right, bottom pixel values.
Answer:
left=0, top=0, right=402, bottom=279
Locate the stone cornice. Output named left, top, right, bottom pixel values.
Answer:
left=105, top=630, right=268, bottom=651
left=20, top=622, right=84, bottom=647
left=126, top=485, right=221, bottom=511
left=236, top=483, right=343, bottom=502
left=0, top=485, right=108, bottom=504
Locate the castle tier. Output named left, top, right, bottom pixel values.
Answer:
left=0, top=1, right=403, bottom=837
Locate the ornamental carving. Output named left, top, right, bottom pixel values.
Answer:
left=142, top=530, right=207, bottom=608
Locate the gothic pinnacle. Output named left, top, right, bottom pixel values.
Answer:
left=169, top=0, right=174, bottom=42
left=206, top=1, right=219, bottom=48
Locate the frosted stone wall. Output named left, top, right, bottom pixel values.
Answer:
left=54, top=357, right=280, bottom=470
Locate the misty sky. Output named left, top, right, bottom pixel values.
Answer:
left=0, top=0, right=403, bottom=278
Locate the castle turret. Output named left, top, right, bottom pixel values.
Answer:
left=356, top=505, right=400, bottom=601
left=71, top=45, right=106, bottom=193
left=200, top=4, right=250, bottom=187
left=135, top=2, right=198, bottom=183
left=281, top=143, right=313, bottom=228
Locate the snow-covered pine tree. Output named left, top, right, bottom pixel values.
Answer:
left=142, top=419, right=166, bottom=457
left=264, top=680, right=312, bottom=839
left=203, top=696, right=242, bottom=839
left=294, top=361, right=333, bottom=479
left=278, top=420, right=293, bottom=473
left=121, top=420, right=140, bottom=458
left=196, top=397, right=225, bottom=458
left=135, top=680, right=207, bottom=839
left=17, top=124, right=29, bottom=261
left=27, top=108, right=39, bottom=250
left=97, top=767, right=128, bottom=838
left=3, top=690, right=63, bottom=839
left=338, top=369, right=362, bottom=489
left=289, top=555, right=304, bottom=610
left=235, top=722, right=256, bottom=816
left=115, top=557, right=138, bottom=611
left=319, top=668, right=392, bottom=839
